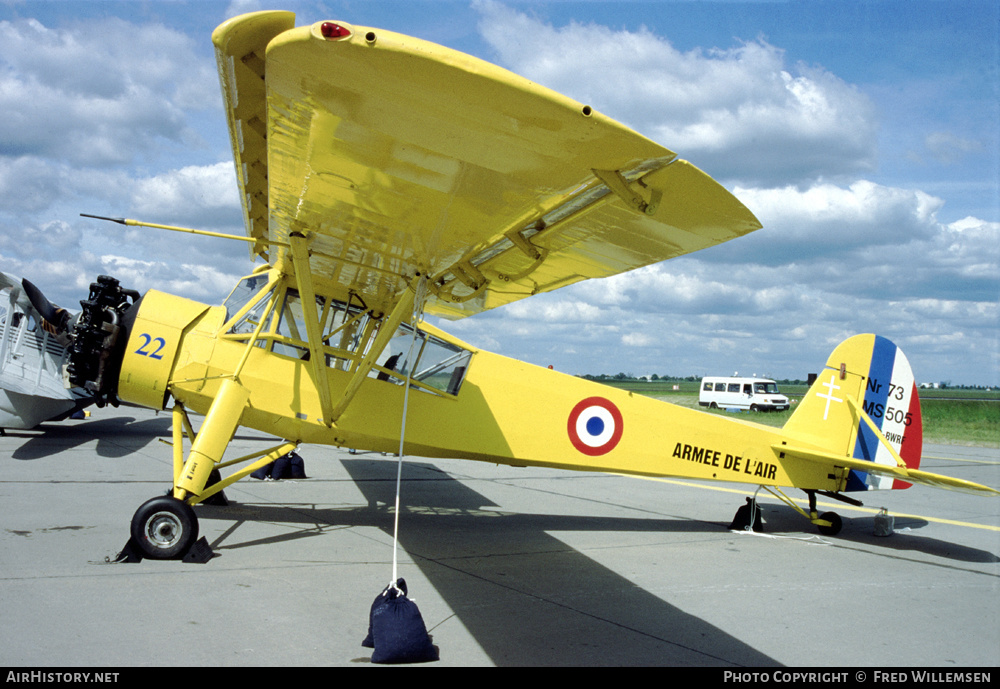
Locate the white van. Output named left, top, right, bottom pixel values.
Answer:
left=699, top=377, right=789, bottom=412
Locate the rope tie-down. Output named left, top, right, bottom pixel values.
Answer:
left=362, top=276, right=438, bottom=664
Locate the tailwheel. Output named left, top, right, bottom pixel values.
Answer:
left=130, top=496, right=199, bottom=559
left=814, top=511, right=842, bottom=536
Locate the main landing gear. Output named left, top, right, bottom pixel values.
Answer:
left=130, top=496, right=199, bottom=560
left=115, top=495, right=214, bottom=563
left=113, top=399, right=299, bottom=563
left=734, top=487, right=860, bottom=536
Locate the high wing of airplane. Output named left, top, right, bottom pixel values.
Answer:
left=0, top=271, right=105, bottom=432
left=63, top=10, right=996, bottom=561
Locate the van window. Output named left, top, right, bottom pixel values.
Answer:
left=703, top=382, right=713, bottom=391
left=743, top=384, right=752, bottom=394
left=727, top=383, right=740, bottom=392
left=715, top=383, right=725, bottom=392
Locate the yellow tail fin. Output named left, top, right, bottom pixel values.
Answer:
left=783, top=334, right=922, bottom=492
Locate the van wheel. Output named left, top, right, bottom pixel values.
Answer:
left=750, top=404, right=759, bottom=412
left=710, top=402, right=718, bottom=409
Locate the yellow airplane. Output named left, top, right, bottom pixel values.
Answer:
left=70, top=11, right=996, bottom=560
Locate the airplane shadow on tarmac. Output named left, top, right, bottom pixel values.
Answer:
left=196, top=457, right=775, bottom=666
left=9, top=414, right=172, bottom=460
left=750, top=500, right=999, bottom=565
left=9, top=412, right=279, bottom=461
left=193, top=457, right=998, bottom=666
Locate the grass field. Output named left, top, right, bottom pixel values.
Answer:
left=594, top=380, right=999, bottom=448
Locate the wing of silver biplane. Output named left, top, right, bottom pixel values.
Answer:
left=212, top=11, right=761, bottom=319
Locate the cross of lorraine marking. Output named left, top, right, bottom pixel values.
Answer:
left=815, top=373, right=843, bottom=421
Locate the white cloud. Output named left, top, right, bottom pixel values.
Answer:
left=98, top=254, right=242, bottom=302
left=729, top=181, right=943, bottom=261
left=505, top=298, right=603, bottom=322
left=467, top=173, right=997, bottom=383
left=0, top=16, right=242, bottom=310
left=0, top=155, right=134, bottom=214
left=0, top=17, right=218, bottom=166
left=130, top=162, right=241, bottom=227
left=621, top=332, right=653, bottom=347
left=473, top=1, right=878, bottom=185
left=0, top=156, right=66, bottom=213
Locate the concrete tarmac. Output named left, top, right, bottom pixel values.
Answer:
left=1, top=406, right=997, bottom=667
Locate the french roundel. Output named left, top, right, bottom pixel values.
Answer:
left=567, top=397, right=624, bottom=456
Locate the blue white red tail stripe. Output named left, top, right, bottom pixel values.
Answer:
left=848, top=336, right=922, bottom=491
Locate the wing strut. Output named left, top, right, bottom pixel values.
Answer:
left=845, top=396, right=907, bottom=469
left=288, top=232, right=336, bottom=426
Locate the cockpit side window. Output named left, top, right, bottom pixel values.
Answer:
left=271, top=290, right=312, bottom=359
left=375, top=322, right=471, bottom=396
left=222, top=278, right=472, bottom=397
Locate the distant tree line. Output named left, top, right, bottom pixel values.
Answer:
left=924, top=382, right=997, bottom=390
left=578, top=373, right=811, bottom=385
left=579, top=372, right=994, bottom=390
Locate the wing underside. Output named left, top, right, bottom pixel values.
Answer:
left=213, top=12, right=761, bottom=317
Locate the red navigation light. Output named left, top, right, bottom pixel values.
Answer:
left=320, top=22, right=351, bottom=39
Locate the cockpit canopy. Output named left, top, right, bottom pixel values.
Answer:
left=222, top=273, right=472, bottom=397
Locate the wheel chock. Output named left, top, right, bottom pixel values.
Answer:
left=111, top=538, right=144, bottom=563
left=182, top=537, right=215, bottom=563
left=111, top=536, right=213, bottom=563
left=202, top=490, right=229, bottom=506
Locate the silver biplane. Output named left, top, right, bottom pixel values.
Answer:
left=0, top=271, right=109, bottom=432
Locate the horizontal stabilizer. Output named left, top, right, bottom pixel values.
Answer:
left=778, top=443, right=1000, bottom=497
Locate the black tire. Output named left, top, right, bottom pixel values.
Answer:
left=130, top=496, right=199, bottom=559
left=817, top=511, right=842, bottom=536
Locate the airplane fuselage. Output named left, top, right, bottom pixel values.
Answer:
left=116, top=279, right=842, bottom=496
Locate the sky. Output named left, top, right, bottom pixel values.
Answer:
left=0, top=0, right=997, bottom=386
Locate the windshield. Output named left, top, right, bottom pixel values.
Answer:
left=754, top=382, right=779, bottom=394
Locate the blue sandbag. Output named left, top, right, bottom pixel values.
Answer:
left=251, top=451, right=307, bottom=480
left=362, top=579, right=406, bottom=648
left=364, top=578, right=438, bottom=664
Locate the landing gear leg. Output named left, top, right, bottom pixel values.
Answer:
left=758, top=486, right=847, bottom=537
left=116, top=383, right=249, bottom=563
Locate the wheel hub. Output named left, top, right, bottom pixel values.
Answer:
left=144, top=511, right=183, bottom=549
